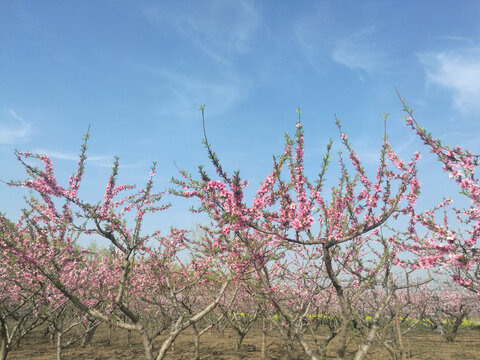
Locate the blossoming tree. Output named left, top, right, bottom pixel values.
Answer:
left=173, top=106, right=427, bottom=359
left=3, top=130, right=231, bottom=360
left=398, top=93, right=480, bottom=292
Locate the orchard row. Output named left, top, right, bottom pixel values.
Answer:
left=1, top=99, right=479, bottom=360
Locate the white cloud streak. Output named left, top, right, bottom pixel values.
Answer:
left=330, top=28, right=387, bottom=76
left=135, top=1, right=258, bottom=118
left=33, top=148, right=118, bottom=166
left=141, top=0, right=259, bottom=61
left=134, top=64, right=249, bottom=118
left=419, top=47, right=480, bottom=114
left=0, top=109, right=32, bottom=144
left=37, top=152, right=145, bottom=169
left=293, top=4, right=388, bottom=78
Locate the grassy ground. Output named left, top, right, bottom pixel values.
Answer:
left=7, top=322, right=480, bottom=359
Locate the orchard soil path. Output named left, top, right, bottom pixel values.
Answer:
left=7, top=323, right=480, bottom=359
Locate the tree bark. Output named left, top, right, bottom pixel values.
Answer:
left=261, top=316, right=267, bottom=359
left=354, top=292, right=393, bottom=360
left=0, top=319, right=8, bottom=360
left=56, top=331, right=62, bottom=360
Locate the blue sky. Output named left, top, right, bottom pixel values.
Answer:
left=1, top=1, right=480, bottom=245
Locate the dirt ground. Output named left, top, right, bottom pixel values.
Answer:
left=7, top=323, right=480, bottom=359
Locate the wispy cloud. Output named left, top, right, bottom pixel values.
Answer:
left=141, top=0, right=259, bottom=61
left=31, top=148, right=139, bottom=168
left=433, top=35, right=474, bottom=44
left=419, top=46, right=480, bottom=114
left=135, top=1, right=258, bottom=118
left=293, top=4, right=388, bottom=78
left=94, top=162, right=146, bottom=169
left=132, top=64, right=250, bottom=118
left=292, top=2, right=333, bottom=75
left=0, top=109, right=32, bottom=144
left=33, top=148, right=146, bottom=169
left=438, top=131, right=480, bottom=153
left=330, top=27, right=388, bottom=77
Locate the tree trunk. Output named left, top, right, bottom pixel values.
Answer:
left=284, top=339, right=296, bottom=360
left=0, top=338, right=7, bottom=360
left=127, top=329, right=133, bottom=348
left=393, top=294, right=406, bottom=359
left=296, top=334, right=321, bottom=360
left=323, top=244, right=350, bottom=360
left=0, top=319, right=8, bottom=360
left=56, top=331, right=62, bottom=360
left=193, top=324, right=200, bottom=360
left=354, top=292, right=393, bottom=360
left=261, top=316, right=267, bottom=359
left=140, top=330, right=154, bottom=360
left=235, top=332, right=245, bottom=351
left=155, top=281, right=229, bottom=360
left=107, top=324, right=113, bottom=346
left=336, top=313, right=351, bottom=359
left=445, top=315, right=465, bottom=343
left=81, top=322, right=99, bottom=347
left=156, top=326, right=181, bottom=360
